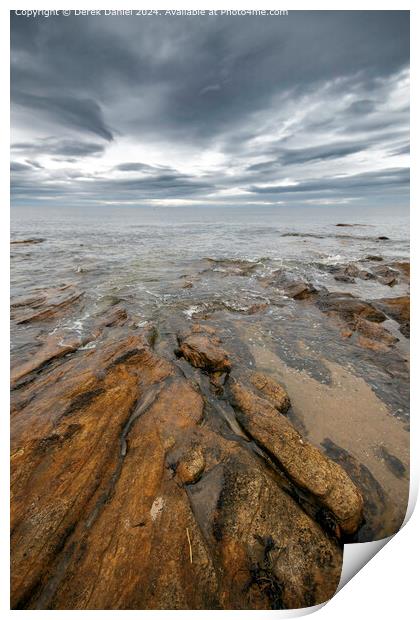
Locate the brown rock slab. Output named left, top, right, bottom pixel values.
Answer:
left=11, top=329, right=175, bottom=609
left=228, top=380, right=363, bottom=535
left=356, top=335, right=390, bottom=352
left=248, top=371, right=290, bottom=413
left=11, top=332, right=86, bottom=388
left=176, top=445, right=206, bottom=484
left=321, top=439, right=403, bottom=541
left=354, top=317, right=398, bottom=348
left=11, top=306, right=129, bottom=388
left=177, top=332, right=231, bottom=373
left=375, top=296, right=409, bottom=323
left=191, top=450, right=342, bottom=609
left=95, top=305, right=128, bottom=328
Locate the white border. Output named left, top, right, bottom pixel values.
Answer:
left=2, top=2, right=417, bottom=618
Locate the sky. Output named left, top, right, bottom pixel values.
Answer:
left=10, top=11, right=409, bottom=209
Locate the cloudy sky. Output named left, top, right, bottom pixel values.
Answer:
left=11, top=11, right=409, bottom=209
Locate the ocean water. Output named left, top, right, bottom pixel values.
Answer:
left=11, top=203, right=409, bottom=302
left=11, top=203, right=409, bottom=359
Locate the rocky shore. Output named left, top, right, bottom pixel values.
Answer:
left=10, top=253, right=409, bottom=610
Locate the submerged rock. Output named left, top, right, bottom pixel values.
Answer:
left=264, top=270, right=318, bottom=300
left=376, top=445, right=407, bottom=480
left=325, top=264, right=361, bottom=283
left=203, top=257, right=260, bottom=277
left=11, top=305, right=129, bottom=388
left=358, top=269, right=376, bottom=280
left=285, top=281, right=318, bottom=299
left=334, top=273, right=355, bottom=283
left=11, top=238, right=45, bottom=245
left=374, top=296, right=410, bottom=338
left=365, top=255, right=383, bottom=262
left=353, top=317, right=398, bottom=349
left=371, top=265, right=399, bottom=287
left=316, top=292, right=386, bottom=324
left=11, top=284, right=84, bottom=324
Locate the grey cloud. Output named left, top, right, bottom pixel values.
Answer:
left=114, top=162, right=169, bottom=173
left=25, top=159, right=44, bottom=169
left=346, top=99, right=376, bottom=115
left=11, top=165, right=215, bottom=204
left=10, top=11, right=409, bottom=208
left=249, top=167, right=409, bottom=195
left=248, top=141, right=370, bottom=172
left=11, top=12, right=409, bottom=143
left=200, top=84, right=221, bottom=96
left=11, top=161, right=32, bottom=172
left=12, top=138, right=107, bottom=157
left=13, top=91, right=113, bottom=141
left=389, top=143, right=410, bottom=156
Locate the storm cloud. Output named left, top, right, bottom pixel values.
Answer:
left=10, top=11, right=409, bottom=208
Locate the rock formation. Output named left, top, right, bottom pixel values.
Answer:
left=10, top=302, right=367, bottom=610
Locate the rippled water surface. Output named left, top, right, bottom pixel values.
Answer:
left=11, top=204, right=409, bottom=303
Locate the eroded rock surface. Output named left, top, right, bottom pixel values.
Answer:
left=11, top=284, right=83, bottom=324
left=316, top=292, right=386, bottom=324
left=248, top=371, right=290, bottom=413
left=177, top=327, right=231, bottom=373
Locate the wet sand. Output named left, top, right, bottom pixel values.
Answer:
left=250, top=341, right=409, bottom=538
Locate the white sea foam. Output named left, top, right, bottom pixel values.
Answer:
left=183, top=304, right=201, bottom=319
